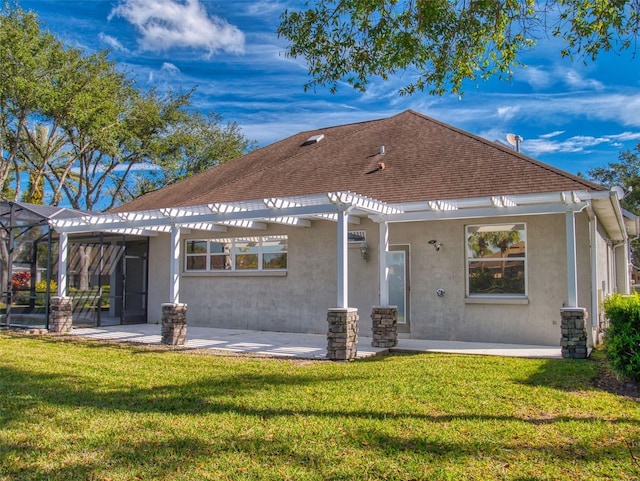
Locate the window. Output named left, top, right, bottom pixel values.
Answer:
left=185, top=236, right=287, bottom=272
left=466, top=223, right=526, bottom=296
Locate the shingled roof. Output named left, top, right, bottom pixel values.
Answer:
left=113, top=110, right=603, bottom=213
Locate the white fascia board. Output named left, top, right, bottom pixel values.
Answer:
left=371, top=202, right=589, bottom=223
left=590, top=190, right=628, bottom=241
left=623, top=209, right=639, bottom=238
left=608, top=193, right=628, bottom=242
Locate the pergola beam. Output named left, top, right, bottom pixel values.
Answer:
left=372, top=202, right=589, bottom=223
left=50, top=192, right=402, bottom=235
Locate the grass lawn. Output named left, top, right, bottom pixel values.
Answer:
left=0, top=332, right=639, bottom=481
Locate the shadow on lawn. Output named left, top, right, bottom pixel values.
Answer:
left=2, top=364, right=638, bottom=426
left=2, top=363, right=639, bottom=480
left=521, top=352, right=640, bottom=398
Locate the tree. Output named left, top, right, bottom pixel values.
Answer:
left=588, top=142, right=640, bottom=265
left=278, top=0, right=640, bottom=96
left=486, top=230, right=521, bottom=278
left=588, top=143, right=640, bottom=214
left=1, top=4, right=255, bottom=211
left=115, top=111, right=256, bottom=204
left=0, top=5, right=62, bottom=195
left=18, top=124, right=69, bottom=204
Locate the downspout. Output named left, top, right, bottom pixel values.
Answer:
left=609, top=189, right=631, bottom=294
left=586, top=207, right=599, bottom=332
left=613, top=241, right=630, bottom=294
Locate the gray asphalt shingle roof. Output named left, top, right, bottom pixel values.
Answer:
left=113, top=110, right=603, bottom=213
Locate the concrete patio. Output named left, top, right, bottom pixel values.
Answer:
left=70, top=324, right=563, bottom=360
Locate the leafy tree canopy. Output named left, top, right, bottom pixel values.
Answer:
left=589, top=143, right=640, bottom=215
left=589, top=142, right=640, bottom=265
left=278, top=0, right=640, bottom=95
left=1, top=3, right=254, bottom=211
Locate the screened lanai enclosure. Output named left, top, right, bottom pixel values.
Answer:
left=0, top=202, right=148, bottom=329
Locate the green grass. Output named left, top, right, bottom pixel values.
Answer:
left=0, top=332, right=638, bottom=481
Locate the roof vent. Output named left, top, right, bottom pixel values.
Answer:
left=302, top=133, right=324, bottom=146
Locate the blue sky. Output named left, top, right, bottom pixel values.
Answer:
left=20, top=0, right=640, bottom=177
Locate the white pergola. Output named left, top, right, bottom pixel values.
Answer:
left=372, top=188, right=634, bottom=314
left=50, top=191, right=403, bottom=308
left=50, top=188, right=634, bottom=317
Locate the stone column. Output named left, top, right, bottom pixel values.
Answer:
left=371, top=306, right=398, bottom=348
left=560, top=307, right=588, bottom=359
left=49, top=296, right=73, bottom=333
left=326, top=308, right=358, bottom=361
left=161, top=303, right=187, bottom=346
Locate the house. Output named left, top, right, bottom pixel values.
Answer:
left=49, top=110, right=638, bottom=356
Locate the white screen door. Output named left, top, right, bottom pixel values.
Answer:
left=387, top=245, right=410, bottom=332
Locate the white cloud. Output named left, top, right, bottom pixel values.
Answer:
left=161, top=62, right=180, bottom=75
left=606, top=132, right=640, bottom=142
left=109, top=0, right=245, bottom=57
left=516, top=66, right=552, bottom=90
left=243, top=1, right=289, bottom=16
left=562, top=69, right=604, bottom=91
left=98, top=33, right=127, bottom=52
left=540, top=130, right=565, bottom=139
left=514, top=64, right=605, bottom=92
left=496, top=105, right=520, bottom=121
left=524, top=132, right=640, bottom=157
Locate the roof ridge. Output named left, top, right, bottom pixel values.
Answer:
left=406, top=110, right=603, bottom=191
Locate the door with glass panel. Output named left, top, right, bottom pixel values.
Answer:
left=387, top=245, right=410, bottom=333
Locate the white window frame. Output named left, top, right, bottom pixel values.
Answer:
left=465, top=223, right=527, bottom=298
left=184, top=235, right=288, bottom=273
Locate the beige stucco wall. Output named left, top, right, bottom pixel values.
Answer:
left=594, top=221, right=612, bottom=337
left=145, top=212, right=597, bottom=346
left=147, top=220, right=380, bottom=334
left=147, top=233, right=171, bottom=324
left=387, top=212, right=592, bottom=346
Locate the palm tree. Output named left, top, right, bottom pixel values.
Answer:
left=486, top=230, right=522, bottom=279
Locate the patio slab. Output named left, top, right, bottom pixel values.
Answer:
left=70, top=324, right=562, bottom=360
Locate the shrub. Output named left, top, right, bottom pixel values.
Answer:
left=11, top=272, right=31, bottom=304
left=11, top=271, right=30, bottom=290
left=68, top=285, right=111, bottom=309
left=35, top=280, right=58, bottom=306
left=603, top=293, right=640, bottom=381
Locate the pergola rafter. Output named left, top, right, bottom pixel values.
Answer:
left=50, top=192, right=404, bottom=306
left=50, top=192, right=401, bottom=236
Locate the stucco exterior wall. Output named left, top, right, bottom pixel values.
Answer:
left=147, top=233, right=171, bottom=324
left=145, top=220, right=381, bottom=334
left=144, top=212, right=598, bottom=346
left=594, top=221, right=611, bottom=334
left=387, top=212, right=591, bottom=346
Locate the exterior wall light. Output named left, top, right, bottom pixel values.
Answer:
left=360, top=242, right=369, bottom=262
left=428, top=239, right=442, bottom=251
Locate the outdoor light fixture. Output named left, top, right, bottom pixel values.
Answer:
left=428, top=239, right=442, bottom=251
left=360, top=242, right=369, bottom=262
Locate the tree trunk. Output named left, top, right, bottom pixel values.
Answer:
left=78, top=245, right=91, bottom=291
